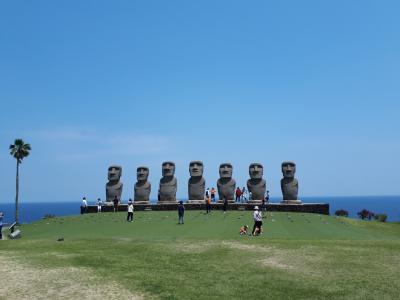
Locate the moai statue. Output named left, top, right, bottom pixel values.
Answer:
left=134, top=166, right=151, bottom=203
left=188, top=161, right=205, bottom=202
left=247, top=163, right=266, bottom=203
left=158, top=161, right=177, bottom=203
left=106, top=165, right=123, bottom=203
left=281, top=161, right=301, bottom=204
left=217, top=163, right=236, bottom=202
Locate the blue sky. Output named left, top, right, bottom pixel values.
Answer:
left=1, top=0, right=399, bottom=202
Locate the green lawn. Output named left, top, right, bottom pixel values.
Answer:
left=1, top=211, right=400, bottom=299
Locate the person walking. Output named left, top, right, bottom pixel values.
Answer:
left=97, top=198, right=102, bottom=213
left=113, top=196, right=119, bottom=212
left=211, top=187, right=216, bottom=202
left=252, top=206, right=263, bottom=236
left=222, top=197, right=228, bottom=214
left=235, top=187, right=242, bottom=203
left=127, top=202, right=134, bottom=222
left=178, top=201, right=185, bottom=224
left=0, top=212, right=4, bottom=240
left=206, top=194, right=212, bottom=214
left=81, top=197, right=88, bottom=214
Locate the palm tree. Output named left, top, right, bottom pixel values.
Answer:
left=9, top=139, right=31, bottom=224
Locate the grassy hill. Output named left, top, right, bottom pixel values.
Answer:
left=1, top=211, right=400, bottom=299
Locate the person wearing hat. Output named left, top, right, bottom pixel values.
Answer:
left=252, top=206, right=263, bottom=236
left=178, top=201, right=185, bottom=224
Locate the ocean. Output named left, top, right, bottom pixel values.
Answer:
left=0, top=196, right=399, bottom=224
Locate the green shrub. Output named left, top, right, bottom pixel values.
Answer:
left=43, top=214, right=56, bottom=219
left=335, top=209, right=349, bottom=217
left=374, top=214, right=387, bottom=222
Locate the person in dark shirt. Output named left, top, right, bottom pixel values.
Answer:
left=178, top=201, right=185, bottom=224
left=113, top=196, right=119, bottom=212
left=0, top=212, right=3, bottom=240
left=222, top=197, right=228, bottom=214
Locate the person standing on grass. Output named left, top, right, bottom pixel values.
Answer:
left=235, top=187, right=242, bottom=203
left=178, top=201, right=185, bottom=224
left=0, top=212, right=3, bottom=240
left=81, top=197, right=88, bottom=214
left=127, top=202, right=134, bottom=222
left=222, top=197, right=228, bottom=214
left=211, top=187, right=216, bottom=202
left=252, top=206, right=263, bottom=236
left=206, top=194, right=212, bottom=214
left=97, top=198, right=102, bottom=213
left=113, top=196, right=119, bottom=212
left=261, top=197, right=266, bottom=212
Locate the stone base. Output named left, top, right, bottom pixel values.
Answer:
left=85, top=202, right=329, bottom=215
left=157, top=201, right=178, bottom=205
left=187, top=200, right=205, bottom=204
left=134, top=201, right=151, bottom=205
left=281, top=200, right=303, bottom=204
left=247, top=200, right=263, bottom=204
left=217, top=200, right=235, bottom=204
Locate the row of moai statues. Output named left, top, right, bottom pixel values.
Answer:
left=105, top=161, right=300, bottom=204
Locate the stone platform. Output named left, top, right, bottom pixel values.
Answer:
left=86, top=203, right=329, bottom=215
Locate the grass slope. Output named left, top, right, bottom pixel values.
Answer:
left=1, top=211, right=400, bottom=299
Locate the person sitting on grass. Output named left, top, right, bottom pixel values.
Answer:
left=239, top=225, right=249, bottom=235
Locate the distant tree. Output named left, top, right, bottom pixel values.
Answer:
left=374, top=214, right=388, bottom=222
left=335, top=209, right=349, bottom=217
left=9, top=139, right=31, bottom=224
left=357, top=209, right=374, bottom=220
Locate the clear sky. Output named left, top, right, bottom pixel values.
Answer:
left=1, top=0, right=399, bottom=202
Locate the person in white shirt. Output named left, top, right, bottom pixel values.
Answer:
left=252, top=206, right=263, bottom=235
left=81, top=197, right=88, bottom=214
left=127, top=203, right=134, bottom=222
left=97, top=198, right=102, bottom=213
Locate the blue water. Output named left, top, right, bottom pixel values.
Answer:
left=0, top=196, right=399, bottom=224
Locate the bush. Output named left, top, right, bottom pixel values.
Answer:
left=357, top=209, right=375, bottom=220
left=43, top=214, right=56, bottom=219
left=335, top=209, right=349, bottom=217
left=374, top=214, right=387, bottom=222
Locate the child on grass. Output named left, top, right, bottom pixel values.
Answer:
left=239, top=225, right=249, bottom=235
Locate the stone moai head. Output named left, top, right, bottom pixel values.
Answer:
left=249, top=163, right=263, bottom=179
left=282, top=161, right=296, bottom=178
left=162, top=161, right=175, bottom=177
left=219, top=163, right=233, bottom=179
left=108, top=165, right=122, bottom=182
left=189, top=161, right=204, bottom=177
left=137, top=166, right=149, bottom=182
